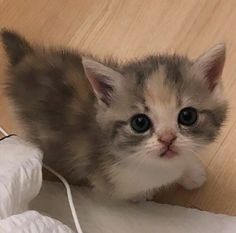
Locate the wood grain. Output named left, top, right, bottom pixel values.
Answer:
left=1, top=0, right=236, bottom=215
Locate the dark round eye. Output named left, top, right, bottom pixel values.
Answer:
left=178, top=107, right=198, bottom=126
left=131, top=114, right=151, bottom=133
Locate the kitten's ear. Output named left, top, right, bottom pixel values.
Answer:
left=82, top=57, right=124, bottom=105
left=193, top=43, right=226, bottom=91
left=1, top=29, right=33, bottom=66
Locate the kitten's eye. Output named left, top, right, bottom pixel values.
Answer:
left=178, top=107, right=198, bottom=126
left=131, top=114, right=151, bottom=133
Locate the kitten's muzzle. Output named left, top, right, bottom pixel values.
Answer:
left=160, top=145, right=178, bottom=159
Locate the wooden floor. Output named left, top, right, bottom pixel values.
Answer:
left=1, top=0, right=236, bottom=215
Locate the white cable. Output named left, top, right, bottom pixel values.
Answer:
left=0, top=126, right=83, bottom=233
left=43, top=164, right=83, bottom=233
left=0, top=127, right=8, bottom=137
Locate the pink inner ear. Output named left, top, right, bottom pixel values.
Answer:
left=195, top=44, right=226, bottom=92
left=206, top=58, right=225, bottom=91
left=95, top=77, right=114, bottom=103
left=82, top=57, right=122, bottom=105
left=86, top=70, right=114, bottom=105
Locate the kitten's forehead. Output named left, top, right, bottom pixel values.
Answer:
left=137, top=55, right=210, bottom=127
left=142, top=65, right=180, bottom=129
left=144, top=65, right=178, bottom=108
left=139, top=56, right=210, bottom=110
left=122, top=55, right=189, bottom=109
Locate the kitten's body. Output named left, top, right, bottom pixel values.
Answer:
left=1, top=30, right=227, bottom=200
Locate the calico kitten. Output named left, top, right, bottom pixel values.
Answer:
left=1, top=30, right=227, bottom=200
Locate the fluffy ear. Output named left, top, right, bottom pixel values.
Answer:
left=1, top=29, right=32, bottom=66
left=82, top=57, right=124, bottom=105
left=193, top=43, right=226, bottom=91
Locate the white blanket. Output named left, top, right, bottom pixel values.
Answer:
left=0, top=135, right=236, bottom=233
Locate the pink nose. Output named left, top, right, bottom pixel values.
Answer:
left=158, top=131, right=177, bottom=146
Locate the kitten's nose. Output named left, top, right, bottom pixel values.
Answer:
left=158, top=131, right=177, bottom=146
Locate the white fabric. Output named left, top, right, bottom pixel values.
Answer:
left=0, top=211, right=74, bottom=233
left=0, top=135, right=236, bottom=233
left=0, top=136, right=42, bottom=219
left=0, top=136, right=74, bottom=233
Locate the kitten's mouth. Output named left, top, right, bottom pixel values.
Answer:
left=160, top=146, right=178, bottom=159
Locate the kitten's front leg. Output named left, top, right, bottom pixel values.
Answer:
left=179, top=156, right=207, bottom=190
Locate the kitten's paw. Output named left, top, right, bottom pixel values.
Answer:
left=130, top=191, right=154, bottom=203
left=179, top=163, right=207, bottom=190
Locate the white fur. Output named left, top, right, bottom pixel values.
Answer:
left=105, top=152, right=206, bottom=199
left=179, top=156, right=207, bottom=190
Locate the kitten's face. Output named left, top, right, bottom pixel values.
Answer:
left=83, top=46, right=227, bottom=165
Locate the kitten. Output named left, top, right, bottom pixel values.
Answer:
left=1, top=30, right=227, bottom=200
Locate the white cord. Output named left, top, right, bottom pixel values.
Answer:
left=43, top=164, right=83, bottom=233
left=0, top=126, right=83, bottom=233
left=0, top=127, right=8, bottom=137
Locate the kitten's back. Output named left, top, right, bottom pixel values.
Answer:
left=2, top=30, right=97, bottom=182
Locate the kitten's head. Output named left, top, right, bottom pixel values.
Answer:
left=82, top=45, right=228, bottom=165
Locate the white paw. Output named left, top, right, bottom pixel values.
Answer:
left=179, top=164, right=207, bottom=190
left=130, top=190, right=154, bottom=203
